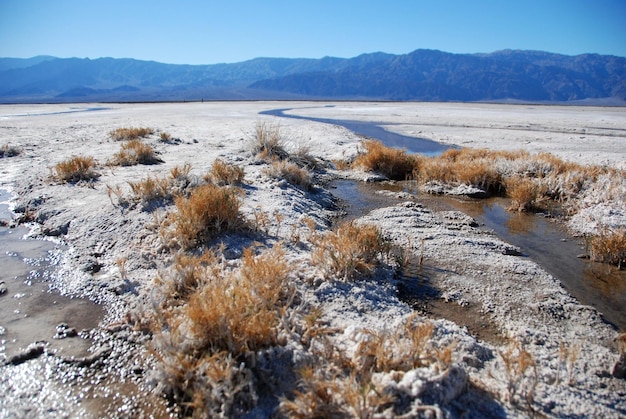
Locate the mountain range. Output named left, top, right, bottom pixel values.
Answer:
left=1, top=49, right=625, bottom=104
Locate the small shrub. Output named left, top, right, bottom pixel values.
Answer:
left=208, top=158, right=245, bottom=186
left=109, top=127, right=154, bottom=141
left=506, top=176, right=547, bottom=212
left=110, top=139, right=162, bottom=166
left=312, top=221, right=388, bottom=281
left=264, top=160, right=312, bottom=191
left=151, top=245, right=294, bottom=416
left=174, top=183, right=243, bottom=248
left=587, top=228, right=626, bottom=268
left=353, top=140, right=419, bottom=180
left=128, top=176, right=171, bottom=205
left=0, top=144, right=21, bottom=158
left=187, top=245, right=291, bottom=355
left=249, top=121, right=288, bottom=160
left=280, top=314, right=455, bottom=418
left=53, top=155, right=99, bottom=183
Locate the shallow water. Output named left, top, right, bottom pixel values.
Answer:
left=267, top=106, right=625, bottom=332
left=331, top=179, right=626, bottom=332
left=261, top=106, right=450, bottom=155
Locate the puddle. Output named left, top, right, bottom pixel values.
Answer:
left=0, top=224, right=104, bottom=361
left=0, top=188, right=104, bottom=360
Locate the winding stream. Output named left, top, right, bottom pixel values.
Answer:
left=265, top=106, right=626, bottom=332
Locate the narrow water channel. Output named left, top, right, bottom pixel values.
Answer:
left=266, top=106, right=625, bottom=332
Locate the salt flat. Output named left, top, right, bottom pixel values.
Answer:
left=0, top=102, right=624, bottom=417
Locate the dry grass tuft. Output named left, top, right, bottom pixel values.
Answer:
left=264, top=160, right=313, bottom=191
left=280, top=314, right=456, bottom=418
left=587, top=228, right=626, bottom=268
left=53, top=155, right=100, bottom=183
left=505, top=176, right=548, bottom=212
left=498, top=341, right=538, bottom=406
left=174, top=183, right=243, bottom=249
left=109, top=127, right=154, bottom=141
left=186, top=245, right=292, bottom=355
left=207, top=158, right=245, bottom=186
left=353, top=139, right=419, bottom=180
left=250, top=121, right=289, bottom=160
left=128, top=176, right=171, bottom=205
left=0, top=144, right=21, bottom=158
left=109, top=139, right=162, bottom=166
left=312, top=221, right=389, bottom=281
left=150, top=245, right=294, bottom=416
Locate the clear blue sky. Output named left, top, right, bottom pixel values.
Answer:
left=1, top=0, right=625, bottom=64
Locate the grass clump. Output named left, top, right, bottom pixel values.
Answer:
left=264, top=160, right=313, bottom=191
left=505, top=176, right=548, bottom=212
left=587, top=228, right=626, bottom=269
left=150, top=245, right=295, bottom=416
left=280, top=314, right=456, bottom=418
left=206, top=158, right=245, bottom=186
left=174, top=183, right=243, bottom=249
left=353, top=139, right=419, bottom=181
left=53, top=155, right=100, bottom=183
left=109, top=139, right=162, bottom=166
left=109, top=127, right=154, bottom=141
left=312, top=221, right=389, bottom=281
left=0, top=144, right=21, bottom=158
left=249, top=121, right=289, bottom=160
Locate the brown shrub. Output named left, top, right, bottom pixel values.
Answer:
left=174, top=183, right=243, bottom=248
left=110, top=139, right=162, bottom=166
left=208, top=158, right=245, bottom=186
left=109, top=127, right=154, bottom=141
left=250, top=121, right=288, bottom=160
left=53, top=155, right=99, bottom=183
left=186, top=245, right=292, bottom=355
left=279, top=314, right=455, bottom=418
left=353, top=140, right=419, bottom=180
left=264, top=160, right=312, bottom=191
left=312, top=221, right=388, bottom=281
left=506, top=176, right=547, bottom=212
left=587, top=228, right=626, bottom=268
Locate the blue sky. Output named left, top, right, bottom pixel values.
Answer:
left=1, top=0, right=625, bottom=64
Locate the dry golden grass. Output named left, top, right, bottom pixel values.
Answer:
left=187, top=245, right=292, bottom=355
left=53, top=155, right=100, bottom=183
left=312, top=221, right=388, bottom=281
left=280, top=314, right=455, bottom=418
left=150, top=245, right=294, bottom=415
left=587, top=228, right=626, bottom=268
left=109, top=139, right=162, bottom=166
left=109, top=127, right=154, bottom=141
left=174, top=183, right=243, bottom=249
left=207, top=158, right=245, bottom=186
left=353, top=139, right=419, bottom=180
left=499, top=341, right=538, bottom=406
left=128, top=176, right=170, bottom=204
left=264, top=160, right=313, bottom=191
left=250, top=121, right=289, bottom=160
left=505, top=176, right=548, bottom=212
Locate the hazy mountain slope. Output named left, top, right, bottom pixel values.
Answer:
left=0, top=49, right=624, bottom=103
left=250, top=49, right=626, bottom=101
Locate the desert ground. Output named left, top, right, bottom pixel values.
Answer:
left=0, top=102, right=624, bottom=417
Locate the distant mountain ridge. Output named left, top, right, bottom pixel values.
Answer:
left=1, top=49, right=625, bottom=104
